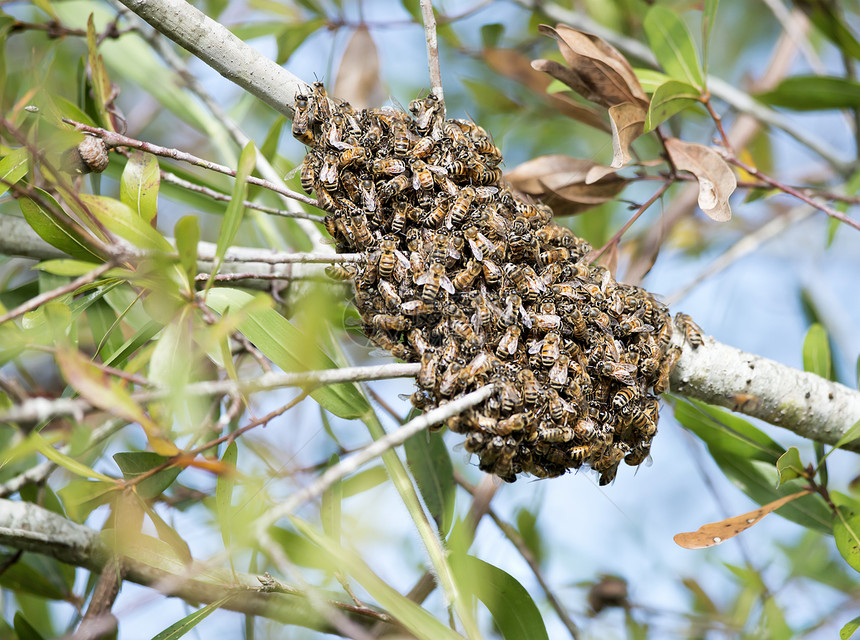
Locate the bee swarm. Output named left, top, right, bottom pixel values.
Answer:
left=296, top=84, right=693, bottom=485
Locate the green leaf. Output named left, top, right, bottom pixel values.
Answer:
left=274, top=18, right=326, bottom=64
left=19, top=188, right=105, bottom=262
left=481, top=23, right=505, bottom=49
left=841, top=615, right=860, bottom=640
left=404, top=430, right=455, bottom=536
left=113, top=452, right=180, bottom=500
left=268, top=526, right=338, bottom=572
left=86, top=14, right=113, bottom=130
left=321, top=455, right=343, bottom=543
left=0, top=147, right=29, bottom=197
left=633, top=68, right=672, bottom=93
left=702, top=0, right=719, bottom=75
left=802, top=323, right=832, bottom=380
left=451, top=555, right=549, bottom=640
left=342, top=465, right=388, bottom=497
left=758, top=76, right=860, bottom=111
left=833, top=493, right=860, bottom=573
left=152, top=597, right=233, bottom=640
left=776, top=447, right=804, bottom=486
left=79, top=194, right=174, bottom=253
left=215, top=442, right=238, bottom=549
left=0, top=555, right=66, bottom=601
left=292, top=518, right=463, bottom=640
left=800, top=3, right=860, bottom=63
left=205, top=288, right=370, bottom=420
left=174, top=215, right=200, bottom=286
left=31, top=432, right=114, bottom=481
left=13, top=612, right=46, bottom=640
left=516, top=508, right=544, bottom=567
left=58, top=479, right=116, bottom=522
left=643, top=6, right=704, bottom=89
left=645, top=79, right=701, bottom=131
left=207, top=141, right=255, bottom=289
left=86, top=299, right=124, bottom=358
left=120, top=151, right=160, bottom=224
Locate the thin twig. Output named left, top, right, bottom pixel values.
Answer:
left=62, top=119, right=320, bottom=209
left=258, top=386, right=495, bottom=529
left=0, top=261, right=116, bottom=326
left=419, top=0, right=445, bottom=117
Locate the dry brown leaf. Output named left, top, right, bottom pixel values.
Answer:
left=539, top=176, right=628, bottom=216
left=538, top=24, right=648, bottom=109
left=333, top=26, right=383, bottom=109
left=608, top=102, right=646, bottom=168
left=674, top=490, right=812, bottom=549
left=585, top=158, right=663, bottom=184
left=546, top=92, right=610, bottom=132
left=484, top=47, right=550, bottom=94
left=664, top=138, right=737, bottom=222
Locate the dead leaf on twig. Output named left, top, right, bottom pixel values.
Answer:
left=608, top=102, right=646, bottom=168
left=334, top=26, right=383, bottom=109
left=664, top=138, right=737, bottom=222
left=674, top=490, right=812, bottom=549
left=505, top=154, right=628, bottom=216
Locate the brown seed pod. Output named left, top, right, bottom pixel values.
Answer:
left=65, top=135, right=110, bottom=174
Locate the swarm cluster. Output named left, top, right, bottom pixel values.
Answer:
left=295, top=83, right=695, bottom=485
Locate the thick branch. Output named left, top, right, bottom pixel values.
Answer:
left=0, top=499, right=388, bottom=632
left=669, top=333, right=860, bottom=448
left=115, top=0, right=305, bottom=116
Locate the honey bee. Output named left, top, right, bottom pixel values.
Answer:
left=618, top=310, right=653, bottom=336
left=364, top=118, right=383, bottom=146
left=625, top=441, right=652, bottom=467
left=292, top=93, right=314, bottom=145
left=514, top=200, right=552, bottom=227
left=612, top=387, right=639, bottom=410
left=587, top=307, right=612, bottom=334
left=319, top=154, right=339, bottom=191
left=476, top=203, right=510, bottom=238
left=311, top=81, right=331, bottom=122
left=375, top=237, right=408, bottom=280
left=379, top=173, right=410, bottom=200
left=439, top=360, right=463, bottom=396
left=551, top=282, right=580, bottom=300
left=438, top=339, right=460, bottom=368
left=465, top=430, right=486, bottom=453
left=412, top=93, right=440, bottom=132
left=316, top=185, right=339, bottom=212
left=495, top=325, right=521, bottom=358
left=416, top=262, right=454, bottom=303
left=377, top=279, right=401, bottom=309
left=653, top=345, right=681, bottom=394
left=371, top=313, right=410, bottom=332
left=595, top=443, right=630, bottom=485
left=567, top=445, right=592, bottom=467
left=447, top=187, right=475, bottom=229
left=471, top=291, right=493, bottom=329
left=528, top=331, right=561, bottom=367
left=463, top=225, right=497, bottom=262
left=409, top=159, right=433, bottom=190
left=338, top=101, right=363, bottom=136
left=418, top=351, right=438, bottom=389
left=348, top=208, right=374, bottom=248
left=370, top=157, right=406, bottom=175
left=462, top=351, right=499, bottom=379
left=482, top=258, right=504, bottom=287
left=548, top=353, right=570, bottom=388
left=531, top=312, right=562, bottom=333
left=407, top=328, right=433, bottom=356
left=506, top=264, right=544, bottom=302
left=623, top=402, right=657, bottom=439
left=495, top=413, right=527, bottom=435
left=324, top=112, right=353, bottom=151
left=356, top=178, right=378, bottom=212
left=299, top=154, right=317, bottom=193
left=392, top=122, right=411, bottom=156
left=499, top=380, right=523, bottom=413
left=598, top=359, right=637, bottom=386
left=442, top=120, right=469, bottom=145
left=512, top=370, right=539, bottom=407
left=676, top=312, right=704, bottom=348
left=338, top=145, right=367, bottom=168
left=657, top=319, right=673, bottom=352
left=324, top=263, right=357, bottom=280
left=408, top=389, right=434, bottom=412
left=450, top=314, right=482, bottom=350
left=451, top=259, right=482, bottom=290
left=410, top=136, right=435, bottom=158
left=536, top=223, right=574, bottom=245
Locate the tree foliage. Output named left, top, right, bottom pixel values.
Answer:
left=1, top=0, right=860, bottom=638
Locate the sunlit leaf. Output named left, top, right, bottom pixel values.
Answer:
left=802, top=323, right=832, bottom=380
left=205, top=288, right=370, bottom=419
left=19, top=189, right=106, bottom=262
left=643, top=6, right=704, bottom=89
left=174, top=215, right=200, bottom=288
left=451, top=554, right=549, bottom=640
left=321, top=455, right=343, bottom=543
left=120, top=151, right=160, bottom=225
left=216, top=442, right=238, bottom=550
left=13, top=612, right=45, bottom=640
left=152, top=597, right=234, bottom=640
left=0, top=147, right=29, bottom=197
left=645, top=79, right=702, bottom=131
left=30, top=432, right=113, bottom=481
left=702, top=0, right=719, bottom=76
left=86, top=14, right=114, bottom=130
left=664, top=138, right=736, bottom=221
left=404, top=430, right=455, bottom=536
left=114, top=451, right=180, bottom=500
left=841, top=615, right=860, bottom=640
left=833, top=493, right=860, bottom=573
left=776, top=447, right=805, bottom=486
left=342, top=465, right=388, bottom=497
left=58, top=479, right=117, bottom=522
left=79, top=194, right=174, bottom=252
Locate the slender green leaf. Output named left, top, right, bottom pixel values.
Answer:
left=802, top=323, right=832, bottom=379
left=31, top=432, right=113, bottom=481
left=120, top=151, right=160, bottom=224
left=274, top=18, right=326, bottom=64
left=208, top=141, right=255, bottom=289
left=113, top=452, right=180, bottom=500
left=152, top=597, right=233, bottom=640
left=451, top=554, right=549, bottom=640
left=58, top=479, right=116, bottom=522
left=19, top=189, right=105, bottom=262
left=174, top=215, right=200, bottom=288
left=833, top=493, right=860, bottom=573
left=86, top=14, right=113, bottom=130
left=481, top=23, right=505, bottom=49
left=841, top=616, right=860, bottom=640
left=342, top=465, right=388, bottom=497
left=702, top=0, right=719, bottom=77
left=216, top=442, right=238, bottom=549
left=321, top=455, right=343, bottom=543
left=205, top=288, right=370, bottom=419
left=516, top=508, right=544, bottom=567
left=79, top=194, right=173, bottom=253
left=800, top=3, right=860, bottom=62
left=0, top=147, right=29, bottom=197
left=404, top=430, right=456, bottom=536
left=0, top=556, right=66, bottom=601
left=645, top=79, right=701, bottom=131
left=758, top=76, right=860, bottom=111
left=13, top=612, right=45, bottom=640
left=633, top=68, right=672, bottom=93
left=292, top=518, right=463, bottom=640
left=776, top=447, right=804, bottom=486
left=643, top=6, right=704, bottom=89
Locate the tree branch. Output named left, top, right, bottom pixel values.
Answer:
left=0, top=499, right=390, bottom=633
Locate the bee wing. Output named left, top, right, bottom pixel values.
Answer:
left=468, top=238, right=484, bottom=261
left=440, top=275, right=455, bottom=294
left=412, top=170, right=422, bottom=191
left=527, top=338, right=544, bottom=354
left=414, top=272, right=433, bottom=286
left=394, top=250, right=411, bottom=269
left=518, top=303, right=533, bottom=328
